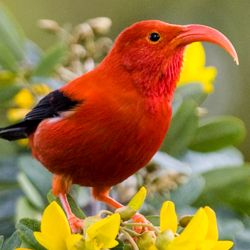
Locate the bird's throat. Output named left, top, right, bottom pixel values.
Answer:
left=131, top=49, right=184, bottom=100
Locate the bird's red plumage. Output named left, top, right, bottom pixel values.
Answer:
left=25, top=20, right=237, bottom=213
left=29, top=47, right=183, bottom=188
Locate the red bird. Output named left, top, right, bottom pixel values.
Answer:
left=0, top=20, right=238, bottom=232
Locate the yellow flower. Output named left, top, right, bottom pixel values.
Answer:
left=14, top=88, right=35, bottom=109
left=158, top=201, right=233, bottom=250
left=18, top=201, right=120, bottom=250
left=6, top=83, right=51, bottom=146
left=85, top=213, right=121, bottom=249
left=33, top=201, right=83, bottom=250
left=7, top=108, right=31, bottom=122
left=160, top=201, right=177, bottom=234
left=7, top=84, right=51, bottom=122
left=178, top=42, right=217, bottom=93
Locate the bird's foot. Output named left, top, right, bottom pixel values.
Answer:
left=132, top=213, right=151, bottom=234
left=68, top=214, right=84, bottom=233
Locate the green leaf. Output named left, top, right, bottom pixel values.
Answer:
left=17, top=172, right=44, bottom=209
left=181, top=147, right=244, bottom=174
left=17, top=218, right=41, bottom=233
left=189, top=116, right=246, bottom=152
left=0, top=42, right=18, bottom=71
left=235, top=229, right=250, bottom=250
left=161, top=99, right=198, bottom=156
left=146, top=215, right=160, bottom=226
left=0, top=3, right=25, bottom=61
left=218, top=216, right=244, bottom=240
left=16, top=197, right=40, bottom=222
left=175, top=83, right=207, bottom=105
left=112, top=241, right=132, bottom=250
left=0, top=217, right=15, bottom=239
left=47, top=189, right=57, bottom=203
left=171, top=175, right=205, bottom=207
left=128, top=187, right=147, bottom=211
left=195, top=165, right=250, bottom=215
left=18, top=155, right=52, bottom=201
left=0, top=235, right=4, bottom=249
left=33, top=44, right=67, bottom=76
left=67, top=193, right=86, bottom=219
left=16, top=218, right=45, bottom=250
left=2, top=231, right=21, bottom=250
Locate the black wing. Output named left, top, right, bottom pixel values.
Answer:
left=0, top=90, right=79, bottom=141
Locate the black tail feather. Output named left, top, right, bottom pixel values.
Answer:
left=0, top=121, right=28, bottom=141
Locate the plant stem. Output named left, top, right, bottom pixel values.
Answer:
left=120, top=228, right=139, bottom=250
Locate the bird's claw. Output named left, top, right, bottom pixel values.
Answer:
left=68, top=215, right=84, bottom=233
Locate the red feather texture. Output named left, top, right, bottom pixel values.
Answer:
left=29, top=21, right=185, bottom=189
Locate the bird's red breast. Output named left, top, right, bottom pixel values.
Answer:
left=29, top=57, right=174, bottom=187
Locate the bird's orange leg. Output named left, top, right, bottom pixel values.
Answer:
left=52, top=175, right=83, bottom=233
left=92, top=186, right=123, bottom=209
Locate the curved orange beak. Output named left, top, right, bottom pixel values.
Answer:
left=173, top=24, right=239, bottom=65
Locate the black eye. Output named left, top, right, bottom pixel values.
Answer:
left=149, top=32, right=160, bottom=42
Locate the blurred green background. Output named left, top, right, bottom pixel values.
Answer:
left=2, top=0, right=250, bottom=160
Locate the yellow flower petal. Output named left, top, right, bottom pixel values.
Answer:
left=34, top=232, right=57, bottom=250
left=178, top=42, right=217, bottom=93
left=66, top=234, right=84, bottom=250
left=212, top=241, right=234, bottom=250
left=204, top=206, right=218, bottom=241
left=128, top=186, right=147, bottom=211
left=160, top=201, right=177, bottom=234
left=34, top=201, right=71, bottom=250
left=86, top=213, right=120, bottom=248
left=16, top=248, right=32, bottom=250
left=171, top=208, right=208, bottom=247
left=7, top=108, right=30, bottom=122
left=14, top=89, right=34, bottom=108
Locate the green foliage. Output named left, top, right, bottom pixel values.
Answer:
left=0, top=3, right=24, bottom=63
left=18, top=156, right=52, bottom=202
left=1, top=231, right=21, bottom=250
left=196, top=165, right=250, bottom=214
left=161, top=99, right=198, bottom=156
left=0, top=236, right=4, bottom=249
left=16, top=218, right=45, bottom=250
left=33, top=44, right=67, bottom=77
left=171, top=175, right=205, bottom=207
left=190, top=116, right=246, bottom=152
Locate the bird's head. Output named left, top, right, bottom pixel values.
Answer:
left=110, top=20, right=238, bottom=98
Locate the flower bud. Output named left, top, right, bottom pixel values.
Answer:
left=74, top=23, right=94, bottom=40
left=88, top=17, right=112, bottom=35
left=155, top=230, right=175, bottom=250
left=179, top=215, right=193, bottom=228
left=71, top=44, right=87, bottom=58
left=137, top=231, right=157, bottom=250
left=38, top=19, right=60, bottom=32
left=115, top=205, right=136, bottom=221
